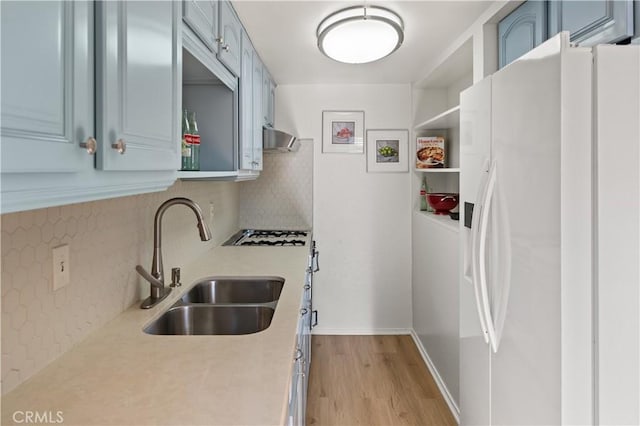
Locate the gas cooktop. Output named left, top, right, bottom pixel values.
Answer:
left=223, top=229, right=309, bottom=246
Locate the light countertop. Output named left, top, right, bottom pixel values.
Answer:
left=1, top=241, right=310, bottom=425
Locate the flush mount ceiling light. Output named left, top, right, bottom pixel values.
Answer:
left=316, top=5, right=404, bottom=64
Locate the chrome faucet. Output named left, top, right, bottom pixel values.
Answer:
left=136, top=197, right=212, bottom=309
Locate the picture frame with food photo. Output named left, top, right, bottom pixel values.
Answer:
left=322, top=110, right=365, bottom=153
left=416, top=136, right=446, bottom=169
left=366, top=129, right=409, bottom=173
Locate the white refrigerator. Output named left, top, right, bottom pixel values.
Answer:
left=459, top=32, right=639, bottom=426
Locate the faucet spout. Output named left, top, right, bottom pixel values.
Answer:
left=138, top=197, right=212, bottom=309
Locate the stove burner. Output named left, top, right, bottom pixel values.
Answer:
left=224, top=229, right=309, bottom=246
left=249, top=230, right=308, bottom=238
left=240, top=239, right=306, bottom=247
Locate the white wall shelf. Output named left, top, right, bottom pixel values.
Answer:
left=416, top=168, right=461, bottom=173
left=414, top=105, right=460, bottom=131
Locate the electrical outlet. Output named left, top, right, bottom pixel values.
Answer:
left=52, top=244, right=70, bottom=290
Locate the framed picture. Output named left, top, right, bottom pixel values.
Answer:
left=322, top=110, right=365, bottom=153
left=366, top=129, right=409, bottom=173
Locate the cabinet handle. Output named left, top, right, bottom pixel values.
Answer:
left=221, top=44, right=230, bottom=52
left=215, top=36, right=224, bottom=44
left=294, top=348, right=303, bottom=360
left=111, top=139, right=126, bottom=155
left=79, top=137, right=97, bottom=155
left=300, top=308, right=308, bottom=315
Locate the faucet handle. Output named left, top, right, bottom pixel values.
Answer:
left=170, top=267, right=181, bottom=288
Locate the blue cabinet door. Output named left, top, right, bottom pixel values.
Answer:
left=95, top=0, right=180, bottom=172
left=262, top=69, right=275, bottom=127
left=218, top=0, right=242, bottom=77
left=498, top=1, right=547, bottom=68
left=183, top=0, right=219, bottom=54
left=239, top=30, right=254, bottom=170
left=1, top=1, right=94, bottom=174
left=548, top=0, right=635, bottom=45
left=634, top=0, right=640, bottom=43
left=252, top=52, right=264, bottom=171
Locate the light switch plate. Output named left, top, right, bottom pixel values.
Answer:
left=52, top=244, right=70, bottom=290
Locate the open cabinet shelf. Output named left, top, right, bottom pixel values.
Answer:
left=414, top=105, right=460, bottom=131
left=416, top=168, right=461, bottom=173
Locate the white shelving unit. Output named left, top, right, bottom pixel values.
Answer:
left=411, top=38, right=473, bottom=228
left=410, top=36, right=473, bottom=420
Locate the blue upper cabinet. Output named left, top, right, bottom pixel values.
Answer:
left=183, top=0, right=219, bottom=54
left=218, top=0, right=242, bottom=77
left=96, top=1, right=180, bottom=171
left=1, top=1, right=179, bottom=213
left=1, top=1, right=94, bottom=174
left=252, top=52, right=264, bottom=171
left=239, top=30, right=255, bottom=170
left=498, top=1, right=547, bottom=69
left=548, top=0, right=635, bottom=45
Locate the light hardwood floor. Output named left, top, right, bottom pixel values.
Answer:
left=306, top=335, right=457, bottom=426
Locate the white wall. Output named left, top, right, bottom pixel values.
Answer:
left=276, top=84, right=412, bottom=333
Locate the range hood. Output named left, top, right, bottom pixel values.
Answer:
left=263, top=126, right=299, bottom=152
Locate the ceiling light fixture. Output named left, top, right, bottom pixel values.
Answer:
left=316, top=5, right=404, bottom=64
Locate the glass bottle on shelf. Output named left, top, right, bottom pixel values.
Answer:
left=420, top=176, right=428, bottom=211
left=181, top=109, right=192, bottom=171
left=188, top=111, right=200, bottom=171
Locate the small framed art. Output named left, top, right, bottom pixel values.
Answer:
left=366, top=129, right=409, bottom=173
left=322, top=110, right=365, bottom=153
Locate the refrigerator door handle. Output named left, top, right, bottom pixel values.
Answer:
left=471, top=159, right=491, bottom=344
left=490, top=169, right=512, bottom=351
left=478, top=160, right=499, bottom=353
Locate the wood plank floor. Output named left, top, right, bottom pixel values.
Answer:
left=306, top=335, right=456, bottom=426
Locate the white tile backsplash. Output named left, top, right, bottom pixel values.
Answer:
left=1, top=180, right=239, bottom=394
left=238, top=139, right=313, bottom=230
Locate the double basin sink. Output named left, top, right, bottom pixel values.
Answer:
left=144, top=277, right=284, bottom=336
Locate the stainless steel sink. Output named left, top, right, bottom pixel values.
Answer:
left=144, top=305, right=275, bottom=335
left=180, top=276, right=284, bottom=304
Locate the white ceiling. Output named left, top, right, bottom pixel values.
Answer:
left=232, top=0, right=494, bottom=85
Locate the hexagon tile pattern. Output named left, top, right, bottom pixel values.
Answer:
left=1, top=180, right=240, bottom=394
left=238, top=139, right=313, bottom=230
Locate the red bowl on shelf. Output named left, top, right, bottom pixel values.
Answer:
left=426, top=193, right=459, bottom=215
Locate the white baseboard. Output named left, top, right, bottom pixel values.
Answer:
left=410, top=330, right=460, bottom=424
left=311, top=327, right=412, bottom=335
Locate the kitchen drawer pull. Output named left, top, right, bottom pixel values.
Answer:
left=311, top=310, right=318, bottom=328
left=300, top=308, right=308, bottom=315
left=221, top=44, right=230, bottom=52
left=111, top=139, right=126, bottom=155
left=313, top=251, right=320, bottom=272
left=304, top=284, right=310, bottom=290
left=294, top=348, right=303, bottom=360
left=79, top=137, right=97, bottom=155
